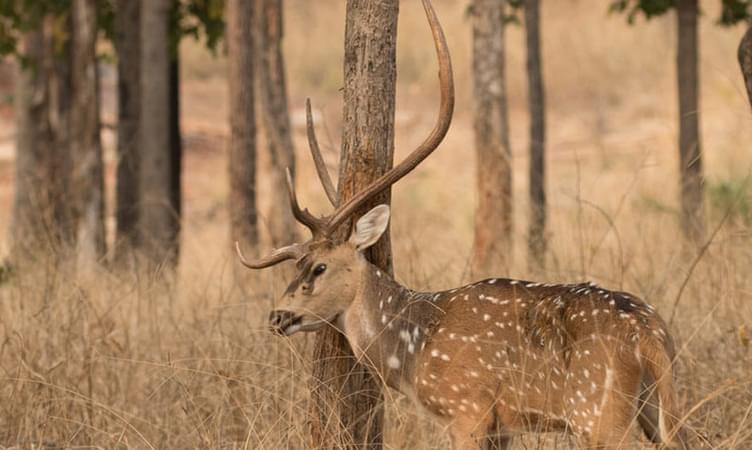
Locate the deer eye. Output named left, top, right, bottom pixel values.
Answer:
left=313, top=264, right=327, bottom=276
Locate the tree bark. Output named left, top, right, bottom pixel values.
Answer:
left=525, top=0, right=546, bottom=269
left=676, top=0, right=705, bottom=242
left=739, top=26, right=752, bottom=109
left=11, top=19, right=74, bottom=262
left=226, top=0, right=259, bottom=251
left=309, top=1, right=399, bottom=447
left=71, top=0, right=106, bottom=266
left=256, top=0, right=297, bottom=247
left=114, top=0, right=141, bottom=258
left=471, top=0, right=513, bottom=276
left=139, top=0, right=177, bottom=266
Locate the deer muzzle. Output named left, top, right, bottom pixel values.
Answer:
left=269, top=310, right=301, bottom=336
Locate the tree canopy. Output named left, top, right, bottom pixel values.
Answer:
left=0, top=0, right=223, bottom=60
left=610, top=0, right=751, bottom=25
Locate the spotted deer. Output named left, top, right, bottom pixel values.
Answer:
left=235, top=1, right=688, bottom=448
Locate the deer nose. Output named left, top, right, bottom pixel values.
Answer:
left=269, top=310, right=297, bottom=335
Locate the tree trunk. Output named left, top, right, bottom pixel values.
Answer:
left=139, top=0, right=177, bottom=266
left=169, top=53, right=182, bottom=261
left=12, top=29, right=54, bottom=259
left=676, top=0, right=704, bottom=242
left=525, top=0, right=546, bottom=269
left=71, top=0, right=106, bottom=266
left=739, top=26, right=752, bottom=109
left=471, top=9, right=513, bottom=444
left=114, top=0, right=141, bottom=259
left=256, top=0, right=297, bottom=247
left=50, top=18, right=76, bottom=250
left=226, top=0, right=259, bottom=251
left=308, top=2, right=398, bottom=448
left=11, top=19, right=74, bottom=262
left=471, top=0, right=513, bottom=276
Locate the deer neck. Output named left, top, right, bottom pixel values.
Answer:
left=342, top=259, right=442, bottom=395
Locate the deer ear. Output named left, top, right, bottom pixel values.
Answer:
left=349, top=204, right=390, bottom=251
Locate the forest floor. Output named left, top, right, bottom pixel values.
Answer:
left=1, top=0, right=751, bottom=448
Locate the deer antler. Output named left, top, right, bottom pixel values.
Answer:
left=236, top=0, right=453, bottom=269
left=284, top=168, right=327, bottom=236
left=305, top=99, right=338, bottom=207
left=231, top=169, right=320, bottom=268
left=235, top=241, right=305, bottom=269
left=323, top=0, right=454, bottom=233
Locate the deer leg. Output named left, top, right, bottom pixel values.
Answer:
left=592, top=374, right=642, bottom=447
left=566, top=341, right=642, bottom=448
left=483, top=411, right=512, bottom=450
left=448, top=413, right=494, bottom=450
left=482, top=434, right=512, bottom=450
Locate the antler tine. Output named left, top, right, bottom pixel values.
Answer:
left=306, top=99, right=338, bottom=206
left=234, top=169, right=318, bottom=270
left=325, top=0, right=454, bottom=233
left=285, top=167, right=326, bottom=235
left=235, top=241, right=303, bottom=269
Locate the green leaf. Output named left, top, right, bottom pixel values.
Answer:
left=719, top=0, right=751, bottom=26
left=609, top=0, right=675, bottom=23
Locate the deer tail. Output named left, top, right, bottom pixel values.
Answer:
left=637, top=336, right=688, bottom=449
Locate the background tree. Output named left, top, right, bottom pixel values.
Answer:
left=226, top=0, right=258, bottom=252
left=740, top=25, right=752, bottom=108
left=168, top=51, right=182, bottom=261
left=4, top=4, right=75, bottom=263
left=611, top=0, right=751, bottom=241
left=140, top=0, right=178, bottom=266
left=676, top=0, right=704, bottom=241
left=71, top=0, right=105, bottom=265
left=115, top=0, right=220, bottom=265
left=308, top=1, right=399, bottom=446
left=470, top=0, right=514, bottom=276
left=256, top=0, right=298, bottom=247
left=525, top=0, right=546, bottom=268
left=114, top=0, right=141, bottom=259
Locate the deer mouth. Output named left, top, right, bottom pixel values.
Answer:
left=269, top=310, right=337, bottom=336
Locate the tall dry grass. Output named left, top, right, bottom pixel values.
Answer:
left=1, top=0, right=751, bottom=448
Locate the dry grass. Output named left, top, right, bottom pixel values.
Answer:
left=1, top=0, right=752, bottom=448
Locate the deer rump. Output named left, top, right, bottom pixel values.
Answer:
left=493, top=281, right=681, bottom=445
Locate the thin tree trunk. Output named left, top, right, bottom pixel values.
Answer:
left=169, top=53, right=182, bottom=261
left=256, top=0, right=297, bottom=247
left=11, top=19, right=74, bottom=263
left=739, top=26, right=752, bottom=109
left=676, top=0, right=704, bottom=242
left=471, top=0, right=513, bottom=276
left=139, top=0, right=176, bottom=266
left=525, top=0, right=546, bottom=269
left=308, top=2, right=398, bottom=447
left=114, top=0, right=141, bottom=258
left=71, top=0, right=106, bottom=266
left=226, top=0, right=258, bottom=251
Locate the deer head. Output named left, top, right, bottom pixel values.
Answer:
left=262, top=205, right=391, bottom=335
left=235, top=0, right=454, bottom=336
